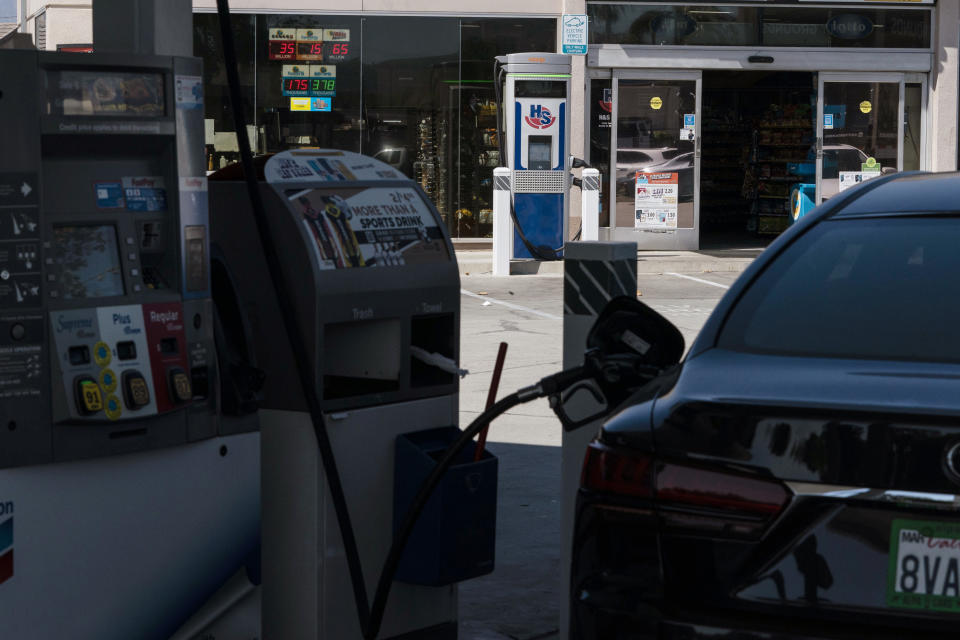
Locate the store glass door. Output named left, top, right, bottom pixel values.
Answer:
left=817, top=73, right=904, bottom=204
left=611, top=71, right=701, bottom=249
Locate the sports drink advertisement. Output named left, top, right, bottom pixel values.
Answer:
left=286, top=186, right=450, bottom=269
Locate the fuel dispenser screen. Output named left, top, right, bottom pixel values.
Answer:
left=52, top=224, right=125, bottom=299
left=46, top=70, right=165, bottom=117
left=287, top=186, right=450, bottom=270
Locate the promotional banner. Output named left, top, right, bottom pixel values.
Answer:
left=634, top=172, right=679, bottom=229
left=286, top=186, right=450, bottom=269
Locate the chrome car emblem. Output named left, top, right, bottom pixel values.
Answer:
left=943, top=441, right=960, bottom=486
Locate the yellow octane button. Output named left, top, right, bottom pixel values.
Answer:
left=104, top=394, right=123, bottom=421
left=93, top=341, right=112, bottom=367
left=79, top=380, right=103, bottom=414
left=100, top=368, right=118, bottom=394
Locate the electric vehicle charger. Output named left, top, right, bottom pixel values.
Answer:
left=493, top=58, right=560, bottom=262
left=216, top=5, right=667, bottom=638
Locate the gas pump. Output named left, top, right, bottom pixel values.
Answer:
left=210, top=149, right=477, bottom=639
left=0, top=50, right=259, bottom=639
left=495, top=53, right=572, bottom=260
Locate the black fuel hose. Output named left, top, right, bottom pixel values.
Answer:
left=215, top=0, right=373, bottom=633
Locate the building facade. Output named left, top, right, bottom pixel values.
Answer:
left=10, top=1, right=959, bottom=246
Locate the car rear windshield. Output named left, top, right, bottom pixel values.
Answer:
left=718, top=216, right=960, bottom=363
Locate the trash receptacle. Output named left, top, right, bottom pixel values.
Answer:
left=394, top=426, right=498, bottom=586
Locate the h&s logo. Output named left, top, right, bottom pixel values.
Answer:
left=524, top=105, right=556, bottom=130
left=0, top=500, right=12, bottom=585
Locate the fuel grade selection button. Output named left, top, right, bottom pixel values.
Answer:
left=122, top=370, right=151, bottom=410
left=93, top=341, right=112, bottom=367
left=75, top=376, right=103, bottom=416
left=104, top=395, right=123, bottom=421
left=99, top=368, right=118, bottom=394
left=169, top=368, right=193, bottom=403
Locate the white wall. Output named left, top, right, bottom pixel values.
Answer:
left=45, top=5, right=91, bottom=48
left=930, top=1, right=959, bottom=172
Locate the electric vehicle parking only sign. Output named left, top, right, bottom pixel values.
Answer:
left=562, top=15, right=588, bottom=55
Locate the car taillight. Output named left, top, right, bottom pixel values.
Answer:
left=581, top=441, right=791, bottom=538
left=581, top=442, right=654, bottom=498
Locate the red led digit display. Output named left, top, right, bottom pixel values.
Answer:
left=324, top=42, right=350, bottom=61
left=296, top=42, right=323, bottom=61
left=284, top=78, right=311, bottom=92
left=268, top=41, right=296, bottom=60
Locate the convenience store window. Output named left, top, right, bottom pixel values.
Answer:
left=193, top=13, right=555, bottom=238
left=588, top=4, right=932, bottom=49
left=588, top=78, right=612, bottom=227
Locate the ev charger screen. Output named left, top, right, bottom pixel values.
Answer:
left=529, top=136, right=552, bottom=170
left=53, top=225, right=125, bottom=299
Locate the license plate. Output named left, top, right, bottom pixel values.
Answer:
left=888, top=518, right=960, bottom=613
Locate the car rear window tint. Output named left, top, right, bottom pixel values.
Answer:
left=718, top=217, right=960, bottom=362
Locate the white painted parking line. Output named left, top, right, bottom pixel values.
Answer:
left=461, top=289, right=562, bottom=321
left=665, top=272, right=731, bottom=290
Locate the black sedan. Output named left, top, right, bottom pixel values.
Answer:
left=569, top=171, right=960, bottom=639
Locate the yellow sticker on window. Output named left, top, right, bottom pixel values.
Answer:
left=860, top=100, right=872, bottom=114
left=650, top=96, right=663, bottom=110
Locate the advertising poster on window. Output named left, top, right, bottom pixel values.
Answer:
left=634, top=172, right=678, bottom=229
left=838, top=169, right=881, bottom=193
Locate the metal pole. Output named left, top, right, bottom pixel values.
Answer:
left=580, top=168, right=600, bottom=241
left=559, top=241, right=637, bottom=639
left=492, top=167, right=512, bottom=276
left=93, top=0, right=192, bottom=57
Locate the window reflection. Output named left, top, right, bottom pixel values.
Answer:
left=193, top=13, right=554, bottom=238
left=588, top=4, right=931, bottom=49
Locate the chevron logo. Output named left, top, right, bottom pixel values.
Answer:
left=0, top=501, right=12, bottom=585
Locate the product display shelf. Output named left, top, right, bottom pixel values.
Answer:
left=745, top=103, right=814, bottom=236
left=700, top=116, right=752, bottom=231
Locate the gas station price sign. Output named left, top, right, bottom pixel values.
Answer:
left=282, top=65, right=336, bottom=98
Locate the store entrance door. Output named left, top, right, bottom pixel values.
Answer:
left=816, top=73, right=905, bottom=204
left=611, top=70, right=701, bottom=249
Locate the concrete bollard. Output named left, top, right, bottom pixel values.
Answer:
left=492, top=168, right=512, bottom=277
left=559, top=241, right=638, bottom=639
left=580, top=168, right=600, bottom=241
